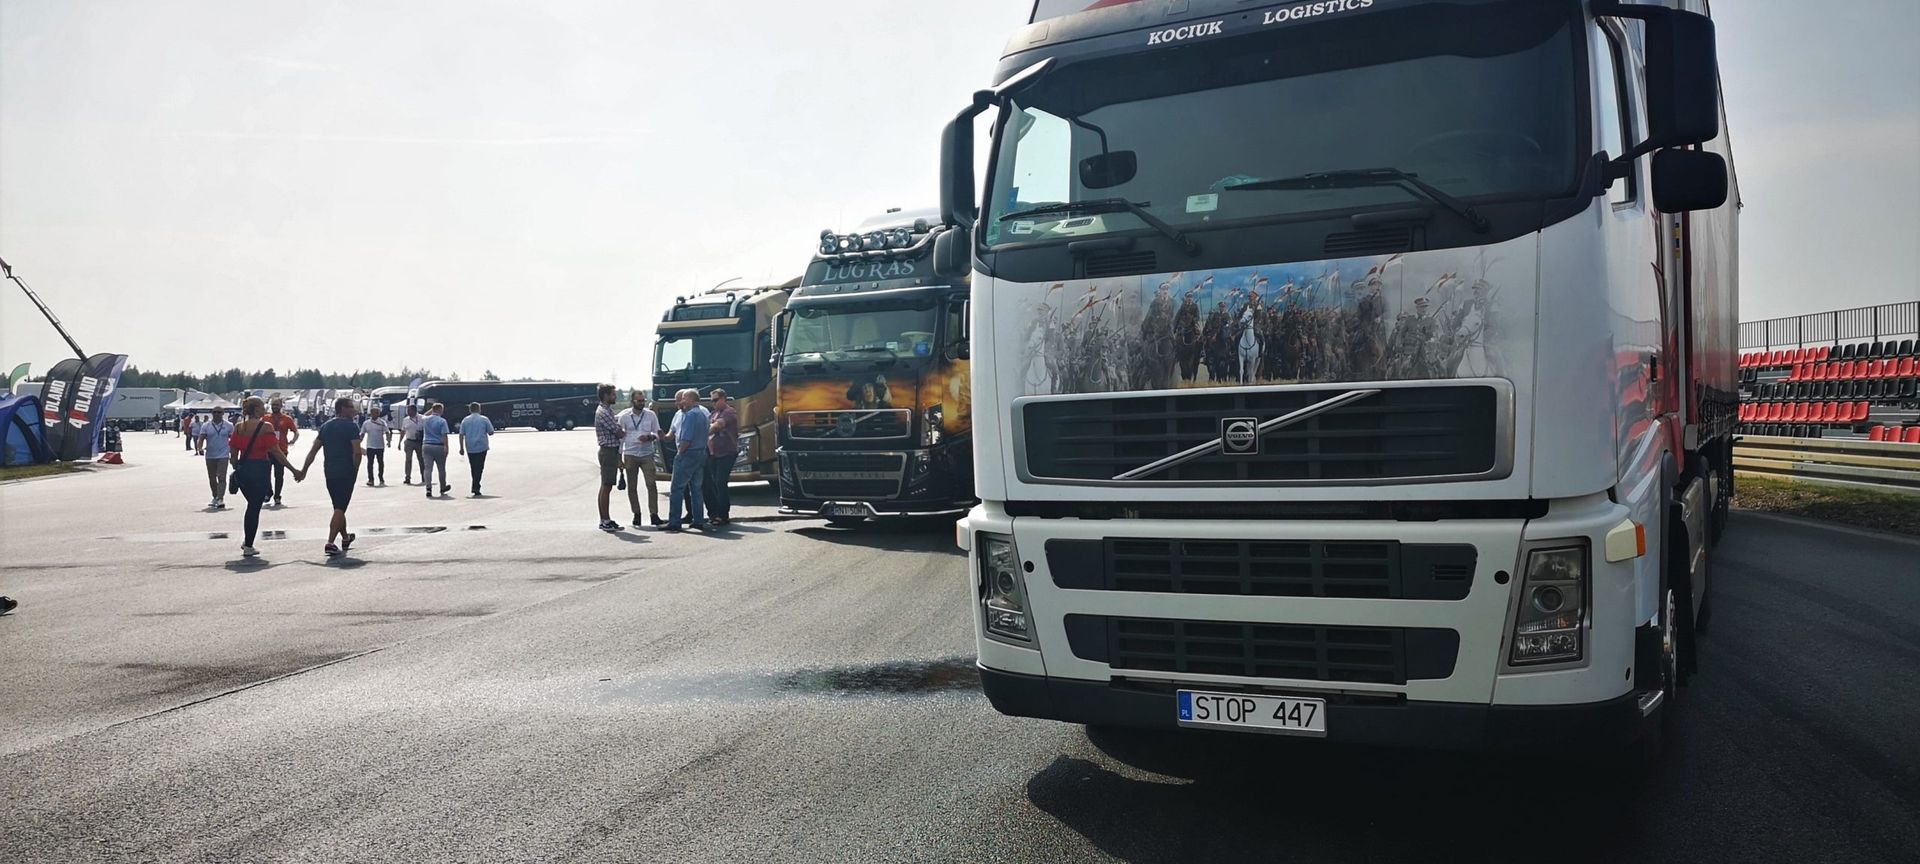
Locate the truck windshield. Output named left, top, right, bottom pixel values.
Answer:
left=783, top=301, right=941, bottom=361
left=984, top=1, right=1580, bottom=247
left=656, top=332, right=751, bottom=376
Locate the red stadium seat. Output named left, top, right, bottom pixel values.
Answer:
left=1906, top=427, right=1920, bottom=445
left=1868, top=426, right=1887, bottom=442
left=1900, top=357, right=1916, bottom=377
left=1815, top=345, right=1832, bottom=362
left=1851, top=401, right=1871, bottom=422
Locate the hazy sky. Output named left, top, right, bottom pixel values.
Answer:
left=3, top=0, right=1917, bottom=385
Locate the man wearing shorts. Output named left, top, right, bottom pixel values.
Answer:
left=299, top=396, right=365, bottom=558
left=593, top=383, right=625, bottom=531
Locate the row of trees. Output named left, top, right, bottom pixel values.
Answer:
left=114, top=367, right=508, bottom=393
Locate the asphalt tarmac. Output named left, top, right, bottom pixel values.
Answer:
left=1, top=431, right=1914, bottom=863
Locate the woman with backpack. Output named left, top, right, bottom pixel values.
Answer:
left=229, top=396, right=306, bottom=558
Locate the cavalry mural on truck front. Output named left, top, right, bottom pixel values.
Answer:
left=1014, top=246, right=1532, bottom=397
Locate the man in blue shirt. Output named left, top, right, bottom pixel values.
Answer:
left=298, top=396, right=365, bottom=558
left=419, top=402, right=452, bottom=499
left=458, top=402, right=495, bottom=498
left=662, top=388, right=710, bottom=532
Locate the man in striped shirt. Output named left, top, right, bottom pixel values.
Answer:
left=593, top=383, right=625, bottom=532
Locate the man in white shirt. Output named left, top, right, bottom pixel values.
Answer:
left=398, top=404, right=424, bottom=485
left=618, top=392, right=663, bottom=528
left=361, top=406, right=392, bottom=487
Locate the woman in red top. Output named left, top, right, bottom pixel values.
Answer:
left=229, top=396, right=306, bottom=558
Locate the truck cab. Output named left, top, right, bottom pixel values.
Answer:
left=653, top=280, right=798, bottom=483
left=945, top=0, right=1737, bottom=750
left=776, top=210, right=976, bottom=524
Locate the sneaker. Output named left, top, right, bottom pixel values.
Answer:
left=651, top=516, right=666, bottom=527
left=273, top=497, right=282, bottom=508
left=691, top=522, right=711, bottom=532
left=663, top=525, right=682, bottom=533
left=404, top=479, right=413, bottom=485
left=0, top=596, right=18, bottom=615
left=471, top=492, right=481, bottom=498
left=441, top=485, right=451, bottom=495
left=217, top=499, right=227, bottom=510
left=598, top=520, right=620, bottom=532
left=342, top=532, right=355, bottom=553
left=241, top=546, right=259, bottom=558
left=427, top=491, right=434, bottom=499
left=366, top=480, right=374, bottom=487
left=632, top=516, right=645, bottom=528
left=325, top=543, right=342, bottom=557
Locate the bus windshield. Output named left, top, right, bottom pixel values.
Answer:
left=984, top=0, right=1581, bottom=246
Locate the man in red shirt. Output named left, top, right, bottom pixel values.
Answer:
left=267, top=397, right=302, bottom=508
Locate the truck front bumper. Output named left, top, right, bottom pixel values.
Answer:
left=979, top=666, right=1644, bottom=752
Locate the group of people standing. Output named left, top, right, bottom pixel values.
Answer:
left=593, top=384, right=738, bottom=533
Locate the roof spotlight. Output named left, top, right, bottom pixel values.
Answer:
left=863, top=232, right=888, bottom=251
left=835, top=234, right=858, bottom=253
left=888, top=228, right=913, bottom=248
left=819, top=229, right=838, bottom=255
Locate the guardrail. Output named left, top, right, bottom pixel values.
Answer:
left=1734, top=435, right=1920, bottom=495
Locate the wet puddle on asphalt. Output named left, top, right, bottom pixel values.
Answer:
left=599, top=656, right=980, bottom=704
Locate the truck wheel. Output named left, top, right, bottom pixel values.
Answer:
left=545, top=420, right=557, bottom=432
left=563, top=419, right=576, bottom=431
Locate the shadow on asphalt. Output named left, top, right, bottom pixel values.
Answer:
left=599, top=657, right=980, bottom=704
left=1028, top=728, right=1652, bottom=864
left=789, top=520, right=963, bottom=555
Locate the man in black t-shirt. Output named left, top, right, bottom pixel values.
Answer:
left=299, top=396, right=366, bottom=558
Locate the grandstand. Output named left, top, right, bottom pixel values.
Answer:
left=1737, top=301, right=1919, bottom=443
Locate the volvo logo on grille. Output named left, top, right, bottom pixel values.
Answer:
left=835, top=412, right=857, bottom=437
left=1221, top=417, right=1260, bottom=455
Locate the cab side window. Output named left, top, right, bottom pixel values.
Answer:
left=1593, top=24, right=1637, bottom=205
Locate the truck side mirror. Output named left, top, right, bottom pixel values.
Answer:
left=934, top=226, right=973, bottom=281
left=1643, top=11, right=1719, bottom=149
left=1600, top=3, right=1719, bottom=155
left=1651, top=148, right=1727, bottom=213
left=941, top=94, right=990, bottom=231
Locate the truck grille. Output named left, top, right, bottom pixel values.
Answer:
left=1019, top=383, right=1503, bottom=485
left=787, top=410, right=910, bottom=441
left=1046, top=538, right=1475, bottom=601
left=791, top=452, right=905, bottom=499
left=1065, top=615, right=1459, bottom=685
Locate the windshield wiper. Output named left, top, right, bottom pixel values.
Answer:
left=1000, top=198, right=1200, bottom=255
left=1225, top=168, right=1490, bottom=233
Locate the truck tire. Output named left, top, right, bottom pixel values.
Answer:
left=563, top=419, right=576, bottom=431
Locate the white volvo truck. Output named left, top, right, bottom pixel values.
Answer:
left=941, top=0, right=1738, bottom=749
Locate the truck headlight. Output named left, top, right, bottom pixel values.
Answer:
left=979, top=533, right=1031, bottom=642
left=1510, top=543, right=1588, bottom=665
left=733, top=431, right=756, bottom=472
left=921, top=404, right=944, bottom=447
